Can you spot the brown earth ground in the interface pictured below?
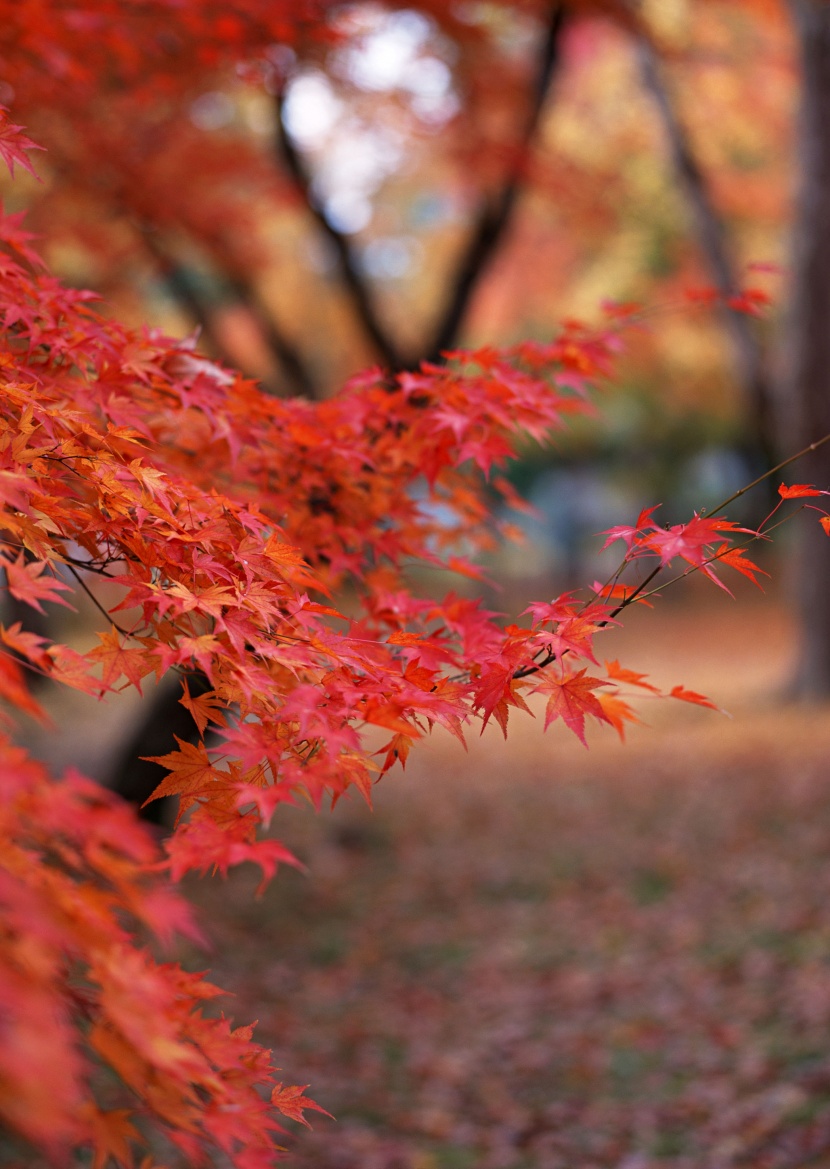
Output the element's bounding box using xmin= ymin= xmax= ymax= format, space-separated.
xmin=164 ymin=584 xmax=830 ymax=1169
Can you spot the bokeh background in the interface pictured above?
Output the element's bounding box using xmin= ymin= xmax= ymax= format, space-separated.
xmin=9 ymin=2 xmax=830 ymax=1165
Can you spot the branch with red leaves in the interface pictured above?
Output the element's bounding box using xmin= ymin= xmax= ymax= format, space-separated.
xmin=0 ymin=98 xmax=828 ymax=1169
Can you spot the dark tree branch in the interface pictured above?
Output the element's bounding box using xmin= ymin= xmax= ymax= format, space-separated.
xmin=273 ymin=5 xmax=565 ymax=372
xmin=140 ymin=227 xmax=320 ymax=399
xmin=424 ymin=4 xmax=567 ymax=363
xmin=275 ymin=93 xmax=407 ymax=371
xmin=634 ymin=33 xmax=777 ymax=468
xmin=140 ymin=228 xmax=227 ymax=356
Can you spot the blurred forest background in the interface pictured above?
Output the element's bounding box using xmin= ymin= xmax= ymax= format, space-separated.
xmin=12 ymin=3 xmax=830 ymax=1165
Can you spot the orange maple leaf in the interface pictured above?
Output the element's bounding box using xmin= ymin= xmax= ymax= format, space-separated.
xmin=79 ymin=1103 xmax=139 ymax=1169
xmin=669 ymin=684 xmax=722 ymax=712
xmin=0 ymin=621 xmax=51 ymax=672
xmin=4 ymin=553 xmax=73 ymax=614
xmin=178 ymin=679 xmax=227 ymax=736
xmin=142 ymin=737 xmax=223 ymax=812
xmin=598 ymin=692 xmax=641 ymax=741
xmin=604 ymin=659 xmax=660 ymax=693
xmin=0 ymin=652 xmax=48 ymax=722
xmin=712 ymin=545 xmax=768 ymax=590
xmin=47 ymin=644 xmax=100 ymax=695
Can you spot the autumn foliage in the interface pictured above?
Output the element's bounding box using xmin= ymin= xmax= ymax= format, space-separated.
xmin=0 ymin=7 xmax=824 ymax=1168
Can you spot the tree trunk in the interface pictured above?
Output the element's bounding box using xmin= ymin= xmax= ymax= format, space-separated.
xmin=635 ymin=35 xmax=776 ymax=478
xmin=785 ymin=2 xmax=830 ymax=695
xmin=104 ymin=674 xmax=213 ymax=825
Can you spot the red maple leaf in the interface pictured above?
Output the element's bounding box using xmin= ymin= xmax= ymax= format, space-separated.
xmin=270 ymin=1083 xmax=333 ymax=1127
xmin=0 ymin=108 xmax=44 ymax=180
xmin=4 ymin=554 xmax=73 ymax=614
xmin=600 ymin=506 xmax=660 ymax=552
xmin=643 ymin=515 xmax=755 ymax=589
xmin=89 ymin=628 xmax=154 ymax=693
xmin=534 ymin=668 xmax=610 ymax=745
xmin=779 ymin=483 xmax=828 ymax=499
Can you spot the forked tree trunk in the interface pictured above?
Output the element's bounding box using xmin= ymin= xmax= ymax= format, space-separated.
xmin=785 ymin=2 xmax=830 ymax=696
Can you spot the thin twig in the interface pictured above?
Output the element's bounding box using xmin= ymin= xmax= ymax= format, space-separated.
xmin=710 ymin=431 xmax=830 ymax=517
xmin=64 ymin=562 xmax=132 ymax=638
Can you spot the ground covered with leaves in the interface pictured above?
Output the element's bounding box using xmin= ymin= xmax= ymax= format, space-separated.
xmin=172 ymin=591 xmax=830 ymax=1168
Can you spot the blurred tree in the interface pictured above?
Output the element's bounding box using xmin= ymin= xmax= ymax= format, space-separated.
xmin=784 ymin=2 xmax=830 ymax=695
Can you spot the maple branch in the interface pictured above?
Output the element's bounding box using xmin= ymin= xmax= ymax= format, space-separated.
xmin=605 ymin=438 xmax=821 ymax=620
xmin=606 ymin=563 xmax=664 ymax=620
xmin=62 ymin=555 xmax=123 ymax=577
xmin=424 ymin=4 xmax=567 ymax=363
xmin=274 ymin=91 xmax=406 ymax=371
xmin=514 ymin=432 xmax=830 ymax=682
xmin=633 ymin=512 xmax=795 ymax=603
xmin=138 ymin=228 xmax=230 ymax=355
xmin=598 ymin=433 xmax=830 ymax=619
xmin=633 ymin=32 xmax=777 ymax=467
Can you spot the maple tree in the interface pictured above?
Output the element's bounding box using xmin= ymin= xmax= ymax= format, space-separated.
xmin=0 ymin=98 xmax=826 ymax=1167
xmin=0 ymin=4 xmax=828 ymax=1167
